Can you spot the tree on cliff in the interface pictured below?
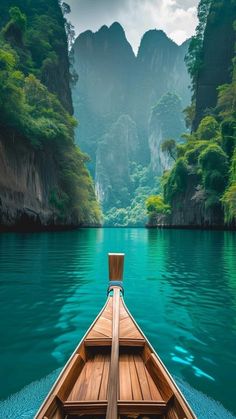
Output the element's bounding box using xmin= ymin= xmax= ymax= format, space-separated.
xmin=0 ymin=2 xmax=101 ymax=226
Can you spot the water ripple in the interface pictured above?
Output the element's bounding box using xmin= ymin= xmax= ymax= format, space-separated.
xmin=0 ymin=228 xmax=236 ymax=414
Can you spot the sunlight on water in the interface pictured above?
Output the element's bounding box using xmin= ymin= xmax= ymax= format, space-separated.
xmin=0 ymin=228 xmax=236 ymax=416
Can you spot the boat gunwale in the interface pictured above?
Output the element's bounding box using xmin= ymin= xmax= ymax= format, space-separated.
xmin=121 ymin=297 xmax=197 ymax=419
xmin=35 ymin=290 xmax=196 ymax=419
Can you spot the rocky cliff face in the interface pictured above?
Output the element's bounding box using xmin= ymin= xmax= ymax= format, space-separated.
xmin=72 ymin=24 xmax=190 ymax=222
xmin=148 ymin=92 xmax=185 ymax=175
xmin=193 ymin=1 xmax=236 ymax=129
xmin=72 ymin=23 xmax=136 ymax=173
xmin=153 ymin=175 xmax=225 ymax=229
xmin=0 ymin=132 xmax=63 ymax=230
xmin=95 ymin=115 xmax=139 ymax=210
xmin=151 ymin=1 xmax=236 ymax=230
xmin=133 ymin=31 xmax=190 ymax=154
xmin=0 ymin=0 xmax=99 ymax=230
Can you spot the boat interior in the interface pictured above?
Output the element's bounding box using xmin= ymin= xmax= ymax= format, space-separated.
xmin=39 ymin=296 xmax=194 ymax=419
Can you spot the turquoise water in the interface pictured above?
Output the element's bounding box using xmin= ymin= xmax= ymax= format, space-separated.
xmin=0 ymin=228 xmax=236 ymax=417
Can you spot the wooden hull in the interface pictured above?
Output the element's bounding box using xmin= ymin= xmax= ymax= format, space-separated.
xmin=35 ymin=291 xmax=196 ymax=418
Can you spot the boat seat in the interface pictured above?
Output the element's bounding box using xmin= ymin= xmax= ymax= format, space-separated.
xmin=84 ymin=337 xmax=145 ymax=347
xmin=63 ymin=400 xmax=167 ymax=416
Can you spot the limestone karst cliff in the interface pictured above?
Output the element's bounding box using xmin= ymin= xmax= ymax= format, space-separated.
xmin=147 ymin=0 xmax=236 ymax=229
xmin=0 ymin=0 xmax=100 ymax=230
xmin=72 ymin=23 xmax=191 ymax=225
xmin=193 ymin=0 xmax=236 ymax=129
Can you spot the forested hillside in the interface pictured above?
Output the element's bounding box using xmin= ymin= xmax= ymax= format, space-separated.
xmin=71 ymin=24 xmax=190 ymax=226
xmin=0 ymin=0 xmax=100 ymax=230
xmin=147 ymin=0 xmax=236 ymax=229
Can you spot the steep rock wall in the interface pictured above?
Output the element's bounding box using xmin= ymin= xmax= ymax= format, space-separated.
xmin=95 ymin=115 xmax=139 ymax=209
xmin=193 ymin=1 xmax=236 ymax=129
xmin=72 ymin=24 xmax=191 ymax=216
xmin=152 ymin=175 xmax=225 ymax=229
xmin=0 ymin=133 xmax=76 ymax=230
xmin=0 ymin=0 xmax=93 ymax=230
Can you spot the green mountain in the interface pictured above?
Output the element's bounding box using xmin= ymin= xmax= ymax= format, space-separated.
xmin=147 ymin=0 xmax=236 ymax=229
xmin=71 ymin=24 xmax=190 ymax=226
xmin=0 ymin=0 xmax=100 ymax=230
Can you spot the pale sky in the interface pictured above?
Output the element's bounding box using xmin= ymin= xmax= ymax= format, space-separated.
xmin=66 ymin=0 xmax=199 ymax=53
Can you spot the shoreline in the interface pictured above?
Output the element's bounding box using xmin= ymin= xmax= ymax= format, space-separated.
xmin=1 ymin=223 xmax=236 ymax=233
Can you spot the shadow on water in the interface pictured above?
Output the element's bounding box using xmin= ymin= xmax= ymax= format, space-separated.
xmin=0 ymin=228 xmax=236 ymax=416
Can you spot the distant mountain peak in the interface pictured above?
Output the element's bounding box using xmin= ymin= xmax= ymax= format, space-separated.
xmin=137 ymin=29 xmax=178 ymax=60
xmin=109 ymin=22 xmax=125 ymax=34
xmin=139 ymin=29 xmax=177 ymax=48
xmin=99 ymin=24 xmax=109 ymax=32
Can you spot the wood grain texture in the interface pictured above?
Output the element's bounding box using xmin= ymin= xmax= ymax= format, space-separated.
xmin=106 ymin=288 xmax=120 ymax=419
xmin=129 ymin=354 xmax=142 ymax=400
xmin=99 ymin=354 xmax=110 ymax=400
xmin=109 ymin=253 xmax=124 ymax=280
xmin=134 ymin=354 xmax=152 ymax=400
xmin=119 ymin=353 xmax=132 ymax=400
xmin=85 ymin=354 xmax=104 ymax=400
xmin=35 ymin=261 xmax=196 ymax=419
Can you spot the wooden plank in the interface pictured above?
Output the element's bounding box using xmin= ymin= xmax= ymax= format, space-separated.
xmin=119 ymin=301 xmax=129 ymax=320
xmin=118 ymin=400 xmax=167 ymax=415
xmin=68 ymin=365 xmax=85 ymax=401
xmin=145 ymin=353 xmax=173 ymax=401
xmin=85 ymin=354 xmax=105 ymax=400
xmin=77 ymin=342 xmax=86 ymax=362
xmin=64 ymin=400 xmax=107 ymax=415
xmin=120 ymin=317 xmax=143 ymax=339
xmin=93 ymin=321 xmax=112 ymax=338
xmin=120 ymin=338 xmax=145 ymax=346
xmin=36 ymin=395 xmax=59 ymax=419
xmin=146 ymin=368 xmax=163 ymax=401
xmin=109 ymin=253 xmax=124 ymax=280
xmin=142 ymin=342 xmax=152 ymax=363
xmin=102 ymin=306 xmax=113 ymax=320
xmin=144 ymin=351 xmax=195 ymax=417
xmin=85 ymin=338 xmax=112 ymax=347
xmin=68 ymin=360 xmax=92 ymax=401
xmin=120 ymin=325 xmax=138 ymax=335
xmin=76 ymin=358 xmax=95 ymax=401
xmin=99 ymin=354 xmax=110 ymax=400
xmin=120 ymin=322 xmax=137 ymax=336
xmin=87 ymin=329 xmax=108 ymax=339
xmin=106 ymin=287 xmax=120 ymax=419
xmin=166 ymin=405 xmax=181 ymax=419
xmin=129 ymin=355 xmax=142 ymax=400
xmin=98 ymin=316 xmax=112 ymax=329
xmin=85 ymin=338 xmax=145 ymax=347
xmin=119 ymin=353 xmax=132 ymax=400
xmin=56 ymin=354 xmax=84 ymax=400
xmin=134 ymin=354 xmax=152 ymax=400
xmin=63 ymin=399 xmax=167 ymax=416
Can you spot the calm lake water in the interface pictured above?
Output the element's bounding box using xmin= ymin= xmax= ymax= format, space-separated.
xmin=0 ymin=228 xmax=236 ymax=416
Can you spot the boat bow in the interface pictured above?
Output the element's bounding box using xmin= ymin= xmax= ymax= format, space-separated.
xmin=35 ymin=253 xmax=196 ymax=419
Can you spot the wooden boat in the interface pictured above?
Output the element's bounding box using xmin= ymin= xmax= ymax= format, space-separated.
xmin=35 ymin=253 xmax=196 ymax=419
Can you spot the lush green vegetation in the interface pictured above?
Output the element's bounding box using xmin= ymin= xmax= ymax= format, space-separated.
xmin=105 ymin=163 xmax=159 ymax=226
xmin=151 ymin=93 xmax=185 ymax=141
xmin=0 ymin=1 xmax=100 ymax=224
xmin=147 ymin=3 xmax=236 ymax=226
xmin=146 ymin=195 xmax=170 ymax=225
xmin=147 ymin=57 xmax=236 ymax=224
xmin=185 ymin=0 xmax=211 ymax=92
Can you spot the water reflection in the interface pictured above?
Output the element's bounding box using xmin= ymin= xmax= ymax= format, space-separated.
xmin=0 ymin=228 xmax=236 ymax=415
